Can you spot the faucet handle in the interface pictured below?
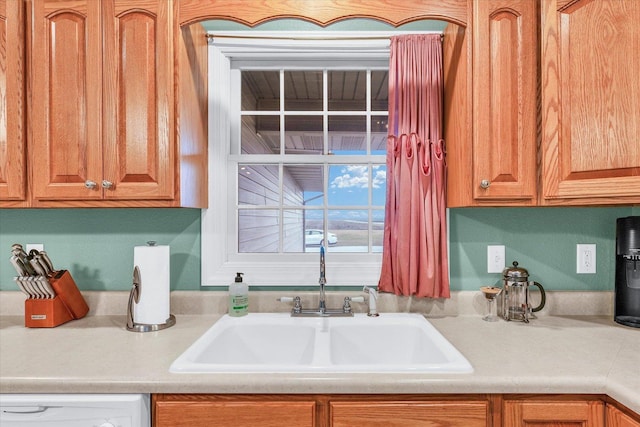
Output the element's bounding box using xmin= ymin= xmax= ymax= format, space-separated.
xmin=277 ymin=296 xmax=303 ymax=314
xmin=342 ymin=296 xmax=365 ymax=313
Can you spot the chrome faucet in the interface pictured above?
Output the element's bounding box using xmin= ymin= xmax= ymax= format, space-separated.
xmin=277 ymin=245 xmax=353 ymax=317
xmin=319 ymin=246 xmax=327 ymax=313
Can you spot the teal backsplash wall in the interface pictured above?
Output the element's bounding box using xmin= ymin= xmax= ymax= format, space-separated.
xmin=449 ymin=206 xmax=635 ymax=291
xmin=1 ymin=209 xmax=201 ymax=291
xmin=1 ymin=206 xmax=636 ymax=292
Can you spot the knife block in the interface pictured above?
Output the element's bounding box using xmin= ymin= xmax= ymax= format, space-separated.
xmin=24 ymin=270 xmax=89 ymax=328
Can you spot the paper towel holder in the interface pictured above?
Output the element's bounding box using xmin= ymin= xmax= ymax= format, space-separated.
xmin=126 ymin=265 xmax=176 ymax=332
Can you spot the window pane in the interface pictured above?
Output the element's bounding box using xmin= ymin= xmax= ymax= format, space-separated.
xmin=371 ymin=70 xmax=388 ymax=111
xmin=372 ymin=164 xmax=386 ymax=206
xmin=372 ymin=209 xmax=385 ymax=253
xmin=241 ymin=115 xmax=280 ymax=154
xmin=371 ymin=115 xmax=388 ymax=155
xmin=329 ymin=165 xmax=369 ymax=206
xmin=238 ymin=209 xmax=279 ymax=253
xmin=282 ymin=210 xmax=328 ymax=253
xmin=284 ymin=71 xmax=322 ymax=111
xmin=238 ymin=164 xmax=279 ymax=206
xmin=284 ymin=115 xmax=323 ymax=154
xmin=328 ymin=116 xmax=366 ymax=155
xmin=304 ymin=210 xmax=326 ymax=252
xmin=328 ymin=209 xmax=368 ymax=253
xmin=283 ymin=209 xmax=305 ymax=252
xmin=242 ymin=71 xmax=280 ymax=111
xmin=283 ymin=165 xmax=323 ymax=206
xmin=329 ymin=70 xmax=366 ymax=111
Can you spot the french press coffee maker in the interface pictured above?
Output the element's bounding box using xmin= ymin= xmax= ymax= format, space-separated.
xmin=500 ymin=261 xmax=546 ymax=323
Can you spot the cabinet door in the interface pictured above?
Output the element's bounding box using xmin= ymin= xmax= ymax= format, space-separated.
xmin=472 ymin=0 xmax=537 ymax=205
xmin=30 ymin=0 xmax=103 ymax=200
xmin=154 ymin=397 xmax=315 ymax=427
xmin=607 ymin=404 xmax=640 ymax=427
xmin=102 ymin=0 xmax=174 ymax=200
xmin=330 ymin=400 xmax=488 ymax=427
xmin=0 ymin=0 xmax=26 ymax=204
xmin=503 ymin=399 xmax=604 ymax=427
xmin=541 ymin=0 xmax=640 ymax=205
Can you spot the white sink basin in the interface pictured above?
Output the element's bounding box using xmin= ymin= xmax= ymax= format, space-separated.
xmin=170 ymin=313 xmax=472 ymax=374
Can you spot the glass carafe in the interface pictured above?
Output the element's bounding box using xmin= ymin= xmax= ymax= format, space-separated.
xmin=501 ymin=261 xmax=546 ymax=323
xmin=506 ymin=282 xmax=528 ymax=322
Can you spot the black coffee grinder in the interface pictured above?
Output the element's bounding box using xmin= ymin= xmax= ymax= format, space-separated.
xmin=615 ymin=216 xmax=640 ymax=328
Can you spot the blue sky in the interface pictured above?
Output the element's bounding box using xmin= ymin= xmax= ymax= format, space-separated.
xmin=304 ymin=164 xmax=386 ymax=223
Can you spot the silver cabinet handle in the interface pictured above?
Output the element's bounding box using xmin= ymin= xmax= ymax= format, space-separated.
xmin=84 ymin=180 xmax=97 ymax=189
xmin=480 ymin=179 xmax=491 ymax=189
xmin=102 ymin=180 xmax=114 ymax=189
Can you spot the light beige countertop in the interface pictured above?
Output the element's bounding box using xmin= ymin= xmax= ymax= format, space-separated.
xmin=0 ymin=291 xmax=638 ymax=414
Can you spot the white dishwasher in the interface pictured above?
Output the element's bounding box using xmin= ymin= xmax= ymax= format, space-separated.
xmin=0 ymin=394 xmax=150 ymax=427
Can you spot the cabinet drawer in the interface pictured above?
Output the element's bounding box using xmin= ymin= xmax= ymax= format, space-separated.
xmin=330 ymin=400 xmax=489 ymax=427
xmin=154 ymin=397 xmax=315 ymax=427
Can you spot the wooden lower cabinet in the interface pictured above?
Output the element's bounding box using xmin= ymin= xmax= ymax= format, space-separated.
xmin=330 ymin=399 xmax=489 ymax=427
xmin=607 ymin=404 xmax=640 ymax=427
xmin=153 ymin=394 xmax=640 ymax=427
xmin=153 ymin=394 xmax=492 ymax=427
xmin=503 ymin=396 xmax=605 ymax=427
xmin=153 ymin=394 xmax=316 ymax=427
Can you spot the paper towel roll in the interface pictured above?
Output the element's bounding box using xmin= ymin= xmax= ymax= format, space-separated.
xmin=133 ymin=243 xmax=170 ymax=325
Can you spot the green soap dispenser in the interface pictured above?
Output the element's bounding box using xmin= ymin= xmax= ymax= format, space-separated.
xmin=229 ymin=272 xmax=249 ymax=317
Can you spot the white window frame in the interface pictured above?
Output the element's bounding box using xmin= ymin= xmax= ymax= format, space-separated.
xmin=202 ymin=33 xmax=401 ymax=287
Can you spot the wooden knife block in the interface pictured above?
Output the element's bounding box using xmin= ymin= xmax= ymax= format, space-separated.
xmin=24 ymin=270 xmax=89 ymax=328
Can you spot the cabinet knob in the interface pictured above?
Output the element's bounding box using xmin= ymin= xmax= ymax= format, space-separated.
xmin=102 ymin=180 xmax=114 ymax=189
xmin=84 ymin=180 xmax=97 ymax=189
xmin=480 ymin=179 xmax=491 ymax=189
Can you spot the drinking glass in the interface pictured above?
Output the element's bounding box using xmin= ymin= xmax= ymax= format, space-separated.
xmin=480 ymin=286 xmax=501 ymax=322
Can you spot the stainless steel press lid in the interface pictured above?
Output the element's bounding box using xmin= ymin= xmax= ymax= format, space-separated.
xmin=503 ymin=261 xmax=529 ymax=281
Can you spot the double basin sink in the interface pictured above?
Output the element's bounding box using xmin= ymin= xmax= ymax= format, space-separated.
xmin=170 ymin=313 xmax=472 ymax=374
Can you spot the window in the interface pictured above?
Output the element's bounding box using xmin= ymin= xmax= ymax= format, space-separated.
xmin=202 ymin=34 xmax=392 ymax=287
xmin=236 ymin=68 xmax=387 ymax=254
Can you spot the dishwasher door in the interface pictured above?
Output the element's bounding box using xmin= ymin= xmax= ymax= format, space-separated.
xmin=0 ymin=394 xmax=150 ymax=427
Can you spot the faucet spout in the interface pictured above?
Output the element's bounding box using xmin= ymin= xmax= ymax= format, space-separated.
xmin=319 ymin=246 xmax=326 ymax=312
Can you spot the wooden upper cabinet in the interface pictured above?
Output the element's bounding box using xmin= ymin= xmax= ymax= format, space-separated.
xmin=503 ymin=398 xmax=605 ymax=427
xmin=101 ymin=0 xmax=174 ymax=201
xmin=177 ymin=0 xmax=468 ymax=27
xmin=541 ymin=0 xmax=640 ymax=205
xmin=30 ymin=0 xmax=103 ymax=201
xmin=471 ymin=0 xmax=538 ymax=205
xmin=30 ymin=0 xmax=173 ymax=203
xmin=0 ymin=0 xmax=27 ymax=205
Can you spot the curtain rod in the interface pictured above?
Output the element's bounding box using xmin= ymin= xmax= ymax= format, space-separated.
xmin=206 ymin=33 xmax=443 ymax=41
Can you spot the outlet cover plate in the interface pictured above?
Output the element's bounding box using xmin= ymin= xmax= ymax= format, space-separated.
xmin=577 ymin=244 xmax=596 ymax=274
xmin=487 ymin=245 xmax=506 ymax=273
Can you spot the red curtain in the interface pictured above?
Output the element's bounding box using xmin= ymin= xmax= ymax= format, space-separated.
xmin=378 ymin=34 xmax=450 ymax=298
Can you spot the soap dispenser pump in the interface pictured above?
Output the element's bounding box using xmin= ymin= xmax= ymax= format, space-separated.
xmin=229 ymin=272 xmax=249 ymax=317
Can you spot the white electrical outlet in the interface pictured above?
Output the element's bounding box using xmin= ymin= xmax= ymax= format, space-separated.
xmin=577 ymin=244 xmax=596 ymax=274
xmin=487 ymin=245 xmax=506 ymax=273
xmin=26 ymin=243 xmax=44 ymax=253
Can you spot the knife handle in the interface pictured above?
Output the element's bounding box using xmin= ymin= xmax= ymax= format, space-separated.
xmin=29 ymin=258 xmax=47 ymax=276
xmin=10 ymin=256 xmax=26 ymax=276
xmin=39 ymin=251 xmax=55 ymax=273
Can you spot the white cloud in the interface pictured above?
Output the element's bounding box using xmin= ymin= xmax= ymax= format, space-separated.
xmin=372 ymin=169 xmax=386 ymax=189
xmin=330 ymin=165 xmax=370 ymax=189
